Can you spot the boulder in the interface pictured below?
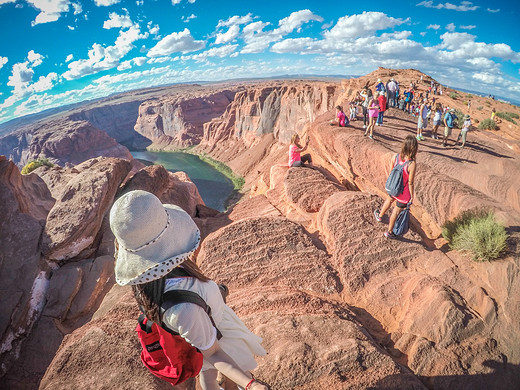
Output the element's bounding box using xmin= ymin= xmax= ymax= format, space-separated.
xmin=0 ymin=156 xmax=49 ymax=377
xmin=42 ymin=157 xmax=132 ymax=261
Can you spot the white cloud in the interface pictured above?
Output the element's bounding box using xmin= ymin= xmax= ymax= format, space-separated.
xmin=460 ymin=25 xmax=476 ymax=30
xmin=172 ymin=0 xmax=195 ymax=4
xmin=72 ymin=2 xmax=81 ymax=14
xmin=446 ymin=23 xmax=456 ymax=31
xmin=0 ymin=56 xmax=7 ymax=69
xmin=427 ymin=24 xmax=441 ymax=29
xmin=487 ymin=8 xmax=500 ymax=13
xmin=103 ymin=12 xmax=133 ymax=29
xmin=65 ymin=54 xmax=73 ymax=62
xmin=182 ymin=14 xmax=196 ymax=23
xmin=179 ymin=44 xmax=238 ymax=62
xmin=215 ymin=25 xmax=240 ymax=44
xmin=147 ymin=28 xmax=205 ymax=57
xmin=417 ymin=1 xmax=479 ymax=11
xmin=324 ymin=12 xmax=407 ymax=40
xmin=32 ymin=72 xmax=58 ymax=92
xmin=217 ymin=13 xmax=253 ymax=28
xmin=439 ymin=32 xmax=520 ymax=62
xmin=28 ymin=0 xmax=71 ymax=26
xmin=420 ymin=32 xmax=427 ymax=36
xmin=148 ymin=22 xmax=160 ymax=36
xmin=63 ymin=25 xmax=148 ymax=80
xmin=93 ymin=0 xmax=120 ymax=6
xmin=242 ymin=10 xmax=323 ymax=54
xmin=117 ymin=56 xmax=147 ymax=70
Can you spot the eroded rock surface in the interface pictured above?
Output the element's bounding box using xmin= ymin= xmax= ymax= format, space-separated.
xmin=42 ymin=157 xmax=132 ymax=261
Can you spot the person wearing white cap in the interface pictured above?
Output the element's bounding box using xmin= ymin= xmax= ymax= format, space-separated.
xmin=457 ymin=114 xmax=472 ymax=148
xmin=110 ymin=190 xmax=268 ymax=390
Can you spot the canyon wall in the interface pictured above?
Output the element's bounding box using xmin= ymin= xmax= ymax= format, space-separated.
xmin=0 ymin=119 xmax=132 ymax=168
xmin=134 ymin=88 xmax=238 ymax=148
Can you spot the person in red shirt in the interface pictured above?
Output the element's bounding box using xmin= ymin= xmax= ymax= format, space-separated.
xmin=376 ymin=91 xmax=387 ymax=126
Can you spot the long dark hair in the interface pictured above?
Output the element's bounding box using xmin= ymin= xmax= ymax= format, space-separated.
xmin=132 ymin=258 xmax=210 ymax=323
xmin=400 ymin=135 xmax=418 ymax=161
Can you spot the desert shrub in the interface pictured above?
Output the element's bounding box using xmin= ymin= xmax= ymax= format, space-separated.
xmin=449 ymin=92 xmax=458 ymax=99
xmin=21 ymin=158 xmax=53 ymax=175
xmin=466 ymin=94 xmax=474 ymax=98
xmin=476 ymin=106 xmax=483 ymax=111
xmin=478 ymin=119 xmax=498 ymax=130
xmin=453 ymin=108 xmax=465 ymax=128
xmin=495 ymin=111 xmax=518 ymax=124
xmin=442 ymin=209 xmax=507 ymax=262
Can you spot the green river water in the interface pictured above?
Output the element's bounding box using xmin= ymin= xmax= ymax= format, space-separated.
xmin=131 ymin=150 xmax=234 ymax=212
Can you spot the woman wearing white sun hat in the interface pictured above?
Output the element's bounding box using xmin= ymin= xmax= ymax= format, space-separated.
xmin=110 ymin=190 xmax=268 ymax=390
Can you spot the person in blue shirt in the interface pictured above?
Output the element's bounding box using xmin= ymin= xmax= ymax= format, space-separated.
xmin=442 ymin=108 xmax=457 ymax=147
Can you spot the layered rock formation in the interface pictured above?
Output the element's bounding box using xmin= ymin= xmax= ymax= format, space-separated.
xmin=0 ymin=119 xmax=132 ymax=168
xmin=134 ymin=88 xmax=238 ymax=147
xmin=2 ymin=70 xmax=520 ymax=389
xmin=0 ymin=155 xmax=206 ymax=389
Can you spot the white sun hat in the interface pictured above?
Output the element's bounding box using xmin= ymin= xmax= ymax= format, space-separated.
xmin=110 ymin=190 xmax=201 ymax=286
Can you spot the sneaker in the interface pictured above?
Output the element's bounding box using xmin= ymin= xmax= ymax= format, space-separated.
xmin=374 ymin=210 xmax=382 ymax=222
xmin=368 ymin=135 xmax=374 ymax=140
xmin=416 ymin=135 xmax=421 ymax=140
xmin=363 ymin=125 xmax=367 ymax=129
xmin=384 ymin=231 xmax=397 ymax=239
xmin=419 ymin=135 xmax=425 ymax=140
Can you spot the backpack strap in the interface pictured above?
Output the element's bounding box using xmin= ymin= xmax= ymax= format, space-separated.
xmin=161 ymin=290 xmax=223 ymax=340
xmin=138 ymin=313 xmax=154 ymax=333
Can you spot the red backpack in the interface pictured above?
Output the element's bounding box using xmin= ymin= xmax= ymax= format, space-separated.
xmin=136 ymin=289 xmax=222 ymax=385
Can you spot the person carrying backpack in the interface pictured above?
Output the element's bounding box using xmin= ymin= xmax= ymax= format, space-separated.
xmin=373 ymin=135 xmax=418 ymax=238
xmin=110 ymin=190 xmax=268 ymax=390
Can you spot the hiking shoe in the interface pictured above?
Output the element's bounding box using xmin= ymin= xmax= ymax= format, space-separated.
xmin=416 ymin=135 xmax=421 ymax=140
xmin=384 ymin=231 xmax=397 ymax=239
xmin=374 ymin=210 xmax=382 ymax=222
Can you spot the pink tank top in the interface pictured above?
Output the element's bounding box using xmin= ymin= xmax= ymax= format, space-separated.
xmin=288 ymin=144 xmax=300 ymax=167
xmin=393 ymin=155 xmax=412 ymax=203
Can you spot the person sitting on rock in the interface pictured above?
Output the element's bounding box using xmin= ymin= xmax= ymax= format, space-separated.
xmin=110 ymin=190 xmax=269 ymax=390
xmin=288 ymin=133 xmax=312 ymax=167
xmin=374 ymin=135 xmax=418 ymax=239
xmin=331 ymin=105 xmax=348 ymax=127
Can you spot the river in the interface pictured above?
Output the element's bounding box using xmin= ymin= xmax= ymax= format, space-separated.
xmin=131 ymin=150 xmax=234 ymax=212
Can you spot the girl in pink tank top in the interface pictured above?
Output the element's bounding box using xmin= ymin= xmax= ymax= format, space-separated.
xmin=373 ymin=135 xmax=418 ymax=238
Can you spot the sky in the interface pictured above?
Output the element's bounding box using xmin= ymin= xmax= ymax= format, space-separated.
xmin=0 ymin=0 xmax=519 ymax=124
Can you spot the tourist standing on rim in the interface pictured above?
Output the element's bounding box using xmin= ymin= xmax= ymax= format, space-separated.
xmin=386 ymin=78 xmax=398 ymax=107
xmin=457 ymin=114 xmax=472 ymax=148
xmin=416 ymin=98 xmax=428 ymax=141
xmin=365 ymin=91 xmax=379 ymax=140
xmin=288 ymin=133 xmax=312 ymax=167
xmin=442 ymin=108 xmax=457 ymax=147
xmin=360 ymin=87 xmax=372 ymax=129
xmin=431 ymin=102 xmax=443 ymax=139
xmin=110 ymin=190 xmax=268 ymax=390
xmin=374 ymin=135 xmax=418 ymax=239
xmin=377 ymin=91 xmax=387 ymax=126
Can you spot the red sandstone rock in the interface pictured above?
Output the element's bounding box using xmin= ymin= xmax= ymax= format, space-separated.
xmin=42 ymin=157 xmax=132 ymax=261
xmin=0 ymin=156 xmax=50 ymax=379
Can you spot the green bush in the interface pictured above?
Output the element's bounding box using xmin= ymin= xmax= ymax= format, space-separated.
xmin=449 ymin=92 xmax=458 ymax=100
xmin=21 ymin=158 xmax=53 ymax=175
xmin=442 ymin=209 xmax=507 ymax=261
xmin=478 ymin=119 xmax=498 ymax=130
xmin=453 ymin=108 xmax=465 ymax=128
xmin=495 ymin=112 xmax=518 ymax=124
xmin=476 ymin=106 xmax=483 ymax=111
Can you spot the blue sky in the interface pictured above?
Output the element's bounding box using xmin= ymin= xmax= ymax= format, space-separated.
xmin=0 ymin=0 xmax=519 ymax=124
